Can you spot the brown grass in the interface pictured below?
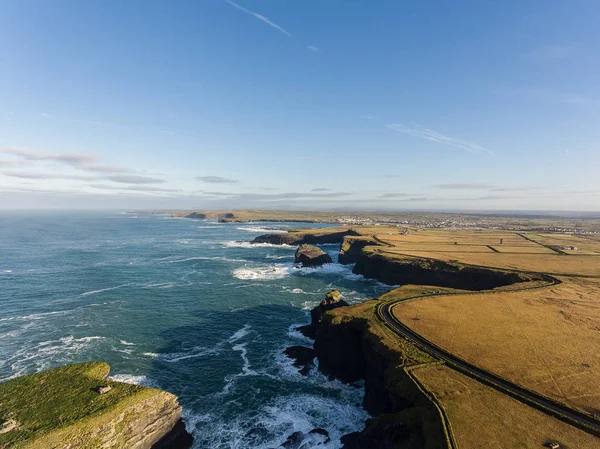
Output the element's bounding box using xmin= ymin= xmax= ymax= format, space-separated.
xmin=413 ymin=364 xmax=600 ymax=449
xmin=392 ymin=277 xmax=600 ymax=415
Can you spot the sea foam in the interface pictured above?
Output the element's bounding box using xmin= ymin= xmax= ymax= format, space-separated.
xmin=233 ymin=265 xmax=290 ymax=280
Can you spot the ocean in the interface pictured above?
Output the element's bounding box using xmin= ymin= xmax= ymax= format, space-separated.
xmin=0 ymin=211 xmax=390 ymax=448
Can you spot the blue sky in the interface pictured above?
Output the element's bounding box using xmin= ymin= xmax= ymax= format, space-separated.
xmin=1 ymin=0 xmax=599 ymax=211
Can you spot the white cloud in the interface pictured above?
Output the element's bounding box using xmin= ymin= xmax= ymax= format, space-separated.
xmin=386 ymin=124 xmax=495 ymax=156
xmin=306 ymin=45 xmax=321 ymax=52
xmin=224 ymin=0 xmax=291 ymax=36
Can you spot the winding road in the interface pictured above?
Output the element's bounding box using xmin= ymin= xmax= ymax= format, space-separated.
xmin=376 ymin=293 xmax=600 ymax=438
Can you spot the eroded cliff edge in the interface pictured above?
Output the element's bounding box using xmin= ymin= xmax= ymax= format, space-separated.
xmin=311 ymin=298 xmax=450 ymax=449
xmin=268 ymin=227 xmax=543 ymax=448
xmin=0 ymin=362 xmax=192 ymax=449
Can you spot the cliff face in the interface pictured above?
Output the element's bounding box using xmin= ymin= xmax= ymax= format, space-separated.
xmin=184 ymin=212 xmax=206 ymax=220
xmin=0 ymin=362 xmax=192 ymax=449
xmin=252 ymin=229 xmax=359 ymax=246
xmin=338 ymin=236 xmax=379 ymax=265
xmin=313 ymin=313 xmax=447 ymax=449
xmin=28 ymin=392 xmax=191 ymax=449
xmin=353 ymin=250 xmax=529 ymax=290
xmin=295 ymin=244 xmax=333 ymax=267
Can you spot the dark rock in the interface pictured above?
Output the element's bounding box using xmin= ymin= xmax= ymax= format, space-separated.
xmin=283 ymin=346 xmax=316 ymax=375
xmin=340 ymin=432 xmax=361 ymax=449
xmin=340 ymin=415 xmax=411 ymax=449
xmin=313 ymin=310 xmax=448 ymax=449
xmin=308 ymin=428 xmax=330 ymax=443
xmin=281 ymin=431 xmax=304 ymax=449
xmin=151 ymin=418 xmax=194 ymax=449
xmin=300 ymin=290 xmax=349 ymax=339
xmin=185 ymin=212 xmax=206 ymax=219
xmin=218 ymin=213 xmax=236 ymax=223
xmin=252 ymin=229 xmax=359 ymax=246
xmin=295 ymin=244 xmax=332 ymax=267
xmin=353 ymin=251 xmax=530 ymax=290
xmin=296 ymin=324 xmax=314 ymax=339
xmin=309 ymin=428 xmax=329 ymax=438
xmin=338 ymin=236 xmax=378 ymax=265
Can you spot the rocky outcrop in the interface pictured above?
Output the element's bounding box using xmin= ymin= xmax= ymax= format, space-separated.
xmin=297 ymin=290 xmax=349 ymax=339
xmin=353 ymin=250 xmax=531 ymax=290
xmin=218 ymin=213 xmax=236 ymax=223
xmin=312 ymin=312 xmax=447 ymax=449
xmin=0 ymin=362 xmax=192 ymax=449
xmin=338 ymin=236 xmax=379 ymax=265
xmin=283 ymin=346 xmax=316 ymax=375
xmin=280 ymin=428 xmax=330 ymax=448
xmin=252 ymin=228 xmax=359 ymax=246
xmin=184 ymin=212 xmax=206 ymax=219
xmin=295 ymin=244 xmax=332 ymax=267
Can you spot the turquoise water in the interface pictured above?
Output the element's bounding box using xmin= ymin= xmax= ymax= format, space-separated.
xmin=0 ymin=212 xmax=385 ymax=449
xmin=0 ymin=212 xmax=389 ymax=448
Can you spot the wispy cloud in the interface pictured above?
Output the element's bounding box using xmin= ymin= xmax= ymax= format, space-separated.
xmin=83 ymin=164 xmax=130 ymax=174
xmin=196 ymin=176 xmax=239 ymax=184
xmin=1 ymin=148 xmax=166 ymax=185
xmin=224 ymin=0 xmax=291 ymax=36
xmin=434 ymin=183 xmax=495 ymax=190
xmin=306 ymin=45 xmax=321 ymax=52
xmin=2 ymin=171 xmax=97 ymax=181
xmin=379 ymin=192 xmax=412 ymax=198
xmin=3 ymin=148 xmax=98 ymax=166
xmin=310 ymin=188 xmax=330 ymax=192
xmin=489 ymin=186 xmax=542 ymax=192
xmin=194 ymin=190 xmax=352 ymax=201
xmin=386 ymin=124 xmax=495 ymax=156
xmin=107 ymin=174 xmax=165 ymax=185
xmin=88 ymin=184 xmax=180 ymax=193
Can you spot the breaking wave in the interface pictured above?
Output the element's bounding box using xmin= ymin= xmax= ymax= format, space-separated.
xmin=237 ymin=227 xmax=288 ymax=234
xmin=233 ymin=265 xmax=290 ymax=280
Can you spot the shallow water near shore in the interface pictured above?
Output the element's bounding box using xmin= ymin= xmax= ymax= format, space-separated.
xmin=0 ymin=211 xmax=390 ymax=448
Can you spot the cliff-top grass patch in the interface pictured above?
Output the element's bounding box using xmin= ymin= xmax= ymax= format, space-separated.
xmin=0 ymin=362 xmax=156 ymax=448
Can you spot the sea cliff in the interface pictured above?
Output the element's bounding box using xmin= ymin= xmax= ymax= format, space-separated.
xmin=353 ymin=247 xmax=531 ymax=290
xmin=252 ymin=227 xmax=358 ymax=245
xmin=0 ymin=362 xmax=192 ymax=449
xmin=311 ymin=300 xmax=449 ymax=449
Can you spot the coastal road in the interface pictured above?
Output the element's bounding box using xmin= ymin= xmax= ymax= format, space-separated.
xmin=377 ymin=294 xmax=600 ymax=438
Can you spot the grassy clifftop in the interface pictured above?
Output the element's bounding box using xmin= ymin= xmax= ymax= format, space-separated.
xmin=0 ymin=362 xmax=187 ymax=449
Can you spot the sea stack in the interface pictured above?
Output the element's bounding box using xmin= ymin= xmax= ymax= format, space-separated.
xmin=297 ymin=289 xmax=349 ymax=338
xmin=295 ymin=244 xmax=332 ymax=267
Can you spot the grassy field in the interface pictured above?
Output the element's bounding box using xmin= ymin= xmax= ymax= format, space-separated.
xmin=139 ymin=209 xmax=600 ymax=232
xmin=316 ymin=223 xmax=600 ymax=446
xmin=392 ymin=277 xmax=600 ymax=415
xmin=0 ymin=362 xmax=177 ymax=448
xmin=366 ymin=227 xmax=600 ymax=416
xmin=413 ymin=364 xmax=600 ymax=448
xmin=326 ymin=284 xmax=600 ymax=448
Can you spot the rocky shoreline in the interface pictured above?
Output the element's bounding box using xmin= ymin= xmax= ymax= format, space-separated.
xmin=268 ymin=227 xmax=535 ymax=448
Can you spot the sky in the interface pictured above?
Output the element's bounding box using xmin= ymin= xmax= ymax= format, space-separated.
xmin=1 ymin=0 xmax=599 ymax=211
